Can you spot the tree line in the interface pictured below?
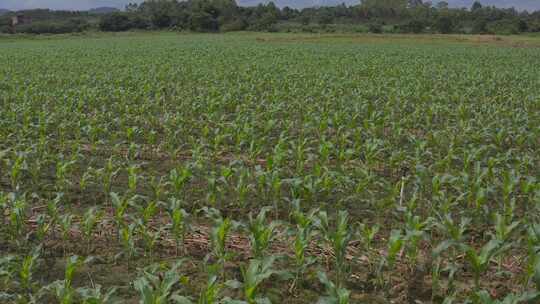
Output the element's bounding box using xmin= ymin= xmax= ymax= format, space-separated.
xmin=2 ymin=0 xmax=540 ymax=35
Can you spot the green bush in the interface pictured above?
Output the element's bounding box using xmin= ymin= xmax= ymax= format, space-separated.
xmin=221 ymin=18 xmax=247 ymax=32
xmin=190 ymin=12 xmax=219 ymax=32
xmin=472 ymin=18 xmax=488 ymax=34
xmin=99 ymin=13 xmax=136 ymax=32
xmin=528 ymin=20 xmax=540 ymax=32
xmin=435 ymin=16 xmax=455 ymax=34
xmin=487 ymin=19 xmax=520 ymax=35
xmin=368 ymin=22 xmax=383 ymax=33
xmin=398 ymin=19 xmax=426 ymax=33
xmin=17 ymin=19 xmax=89 ymax=34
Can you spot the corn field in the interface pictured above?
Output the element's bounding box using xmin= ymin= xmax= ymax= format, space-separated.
xmin=0 ymin=33 xmax=539 ymax=304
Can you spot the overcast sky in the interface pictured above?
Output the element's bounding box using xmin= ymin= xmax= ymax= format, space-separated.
xmin=1 ymin=0 xmax=539 ymax=11
xmin=0 ymin=0 xmax=139 ymax=10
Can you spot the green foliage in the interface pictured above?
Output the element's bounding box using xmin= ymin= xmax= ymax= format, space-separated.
xmin=0 ymin=32 xmax=539 ymax=303
xmin=229 ymin=256 xmax=280 ymax=304
xmin=171 ymin=275 xmax=223 ymax=304
xmin=204 ymin=208 xmax=239 ymax=280
xmin=6 ymin=0 xmax=539 ymax=35
xmin=99 ymin=12 xmax=147 ymax=32
xmin=246 ymin=207 xmax=279 ymax=259
xmin=133 ymin=261 xmax=189 ymax=304
xmin=435 ymin=15 xmax=455 ymax=34
xmin=168 ymin=198 xmax=191 ymax=256
xmin=463 ymin=239 xmax=504 ymax=290
xmin=45 ymin=256 xmax=93 ymax=304
xmin=317 ymin=211 xmax=352 ymax=289
xmin=16 ymin=19 xmax=89 ymax=34
xmin=316 ymin=271 xmax=350 ymax=304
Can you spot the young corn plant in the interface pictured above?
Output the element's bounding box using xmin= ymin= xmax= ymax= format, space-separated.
xmin=526 ymin=223 xmax=540 ymax=287
xmin=289 ymin=207 xmax=319 ymax=291
xmin=117 ymin=223 xmax=137 ymax=269
xmin=1 ymin=246 xmax=43 ymax=302
xmin=110 ymin=192 xmax=131 ymax=240
xmin=97 ymin=158 xmax=119 ymax=203
xmin=168 ymin=167 xmax=192 ymax=200
xmin=59 ymin=213 xmax=75 ymax=256
xmin=491 ymin=212 xmax=520 ymax=244
xmin=134 ymin=198 xmax=159 ymax=228
xmin=205 ymin=172 xmax=219 ymax=207
xmin=357 ymin=223 xmax=379 ymax=253
xmin=28 ymin=157 xmax=45 ymax=192
xmin=490 ymin=212 xmax=520 ymax=272
xmin=9 ymin=152 xmax=27 ymax=190
xmin=316 ymin=210 xmax=352 ymax=289
xmin=316 ymin=271 xmax=350 ymax=304
xmin=43 ymin=194 xmax=62 ymax=241
xmin=377 ymin=230 xmax=404 ymax=289
xmin=356 ymin=222 xmax=380 ymax=280
xmin=246 ymin=207 xmax=280 ymax=259
xmin=234 ymin=168 xmax=252 ymax=208
xmin=133 ymin=200 xmax=161 ymax=259
xmin=128 ymin=165 xmax=142 ymax=194
xmin=228 ymin=256 xmax=280 ymax=304
xmin=55 ymin=157 xmax=76 ymax=193
xmin=0 ymin=191 xmax=7 ymax=228
xmin=433 ymin=212 xmax=471 ymax=285
xmin=469 ymin=290 xmax=539 ymax=304
xmin=149 ymin=176 xmax=167 ymax=206
xmin=171 ymin=275 xmax=223 ymax=304
xmin=433 ymin=214 xmax=470 ymax=255
xmin=167 ymin=198 xmax=191 ymax=256
xmin=79 ymin=167 xmax=94 ymax=193
xmin=403 ymin=212 xmax=429 ymax=266
xmin=8 ymin=194 xmax=28 ymax=245
xmin=45 ymin=255 xmax=92 ymax=304
xmin=78 ymin=285 xmax=119 ymax=304
xmin=133 ymin=260 xmax=189 ymax=304
xmin=0 ymin=255 xmax=16 ymax=300
xmin=82 ymin=207 xmax=103 ymax=254
xmin=204 ymin=208 xmax=238 ymax=281
xmin=18 ymin=246 xmax=42 ymax=295
xmin=35 ymin=213 xmax=52 ymax=243
xmin=463 ymin=239 xmax=503 ymax=290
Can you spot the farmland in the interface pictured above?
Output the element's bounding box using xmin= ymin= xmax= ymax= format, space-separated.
xmin=0 ymin=32 xmax=539 ymax=303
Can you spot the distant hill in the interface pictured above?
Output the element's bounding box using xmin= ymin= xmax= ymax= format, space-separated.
xmin=0 ymin=9 xmax=11 ymax=15
xmin=438 ymin=1 xmax=540 ymax=11
xmin=88 ymin=7 xmax=120 ymax=14
xmin=237 ymin=0 xmax=359 ymax=9
xmin=1 ymin=0 xmax=539 ymax=12
xmin=238 ymin=0 xmax=540 ymax=11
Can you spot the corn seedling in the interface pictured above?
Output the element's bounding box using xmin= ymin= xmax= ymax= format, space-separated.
xmin=78 ymin=285 xmax=119 ymax=304
xmin=290 ymin=206 xmax=318 ymax=291
xmin=316 ymin=210 xmax=352 ymax=289
xmin=167 ymin=198 xmax=191 ymax=256
xmin=59 ymin=213 xmax=75 ymax=256
xmin=246 ymin=207 xmax=279 ymax=259
xmin=202 ymin=208 xmax=237 ymax=280
xmin=45 ymin=255 xmax=92 ymax=304
xmin=463 ymin=239 xmax=503 ymax=290
xmin=82 ymin=207 xmax=103 ymax=254
xmin=228 ymin=256 xmax=280 ymax=304
xmin=316 ymin=271 xmax=350 ymax=304
xmin=171 ymin=275 xmax=223 ymax=304
xmin=133 ymin=260 xmax=189 ymax=304
xmin=118 ymin=223 xmax=137 ymax=269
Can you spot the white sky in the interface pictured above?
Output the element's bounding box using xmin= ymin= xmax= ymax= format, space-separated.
xmin=1 ymin=0 xmax=538 ymax=11
xmin=0 ymin=0 xmax=141 ymax=10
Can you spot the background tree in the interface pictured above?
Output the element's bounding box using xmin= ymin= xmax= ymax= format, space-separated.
xmin=435 ymin=15 xmax=454 ymax=33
